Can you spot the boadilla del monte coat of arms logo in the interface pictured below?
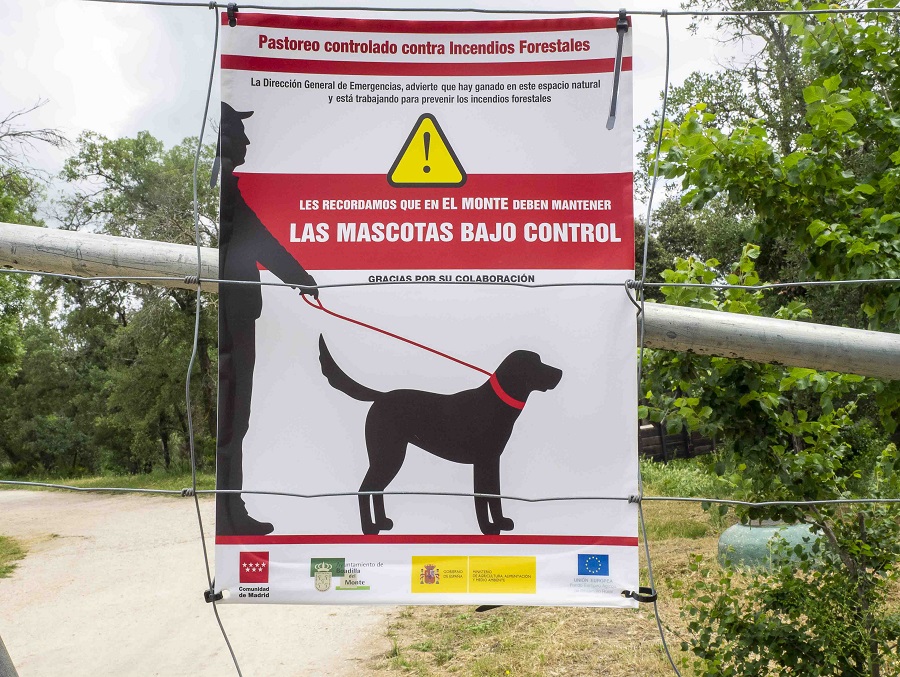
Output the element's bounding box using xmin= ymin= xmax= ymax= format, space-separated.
xmin=315 ymin=561 xmax=333 ymax=592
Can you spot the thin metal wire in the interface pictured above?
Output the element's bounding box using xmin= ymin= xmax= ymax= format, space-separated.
xmin=641 ymin=496 xmax=900 ymax=508
xmin=3 ymin=479 xmax=898 ymax=507
xmin=80 ymin=0 xmax=900 ymax=17
xmin=0 ymin=268 xmax=624 ymax=288
xmin=644 ymin=278 xmax=900 ymax=290
xmin=635 ymin=11 xmax=681 ymax=677
xmin=3 ymin=267 xmax=897 ymax=292
xmin=182 ymin=10 xmax=244 ymax=677
xmin=0 ymin=268 xmax=187 ymax=283
xmin=199 ymin=488 xmax=632 ymax=502
xmin=0 ymin=480 xmax=184 ymax=494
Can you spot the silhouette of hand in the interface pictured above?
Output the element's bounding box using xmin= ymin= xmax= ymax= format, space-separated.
xmin=299 ymin=272 xmax=319 ymax=299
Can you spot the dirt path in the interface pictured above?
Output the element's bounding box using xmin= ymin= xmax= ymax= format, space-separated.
xmin=0 ymin=490 xmax=391 ymax=676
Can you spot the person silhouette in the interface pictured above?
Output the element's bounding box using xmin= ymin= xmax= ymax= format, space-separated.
xmin=216 ymin=102 xmax=319 ymax=535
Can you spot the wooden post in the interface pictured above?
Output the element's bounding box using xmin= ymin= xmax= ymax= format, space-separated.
xmin=2 ymin=221 xmax=899 ymax=380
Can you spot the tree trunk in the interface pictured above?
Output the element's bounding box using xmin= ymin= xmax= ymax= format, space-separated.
xmin=160 ymin=416 xmax=171 ymax=471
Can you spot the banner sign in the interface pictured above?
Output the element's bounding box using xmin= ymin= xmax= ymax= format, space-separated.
xmin=215 ymin=10 xmax=637 ymax=607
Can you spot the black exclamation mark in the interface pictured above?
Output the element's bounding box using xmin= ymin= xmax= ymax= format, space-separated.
xmin=423 ymin=131 xmax=431 ymax=174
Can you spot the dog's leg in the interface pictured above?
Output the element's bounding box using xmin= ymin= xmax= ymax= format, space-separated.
xmin=473 ymin=462 xmax=502 ymax=535
xmin=479 ymin=459 xmax=515 ymax=533
xmin=357 ymin=474 xmax=378 ymax=536
xmin=360 ymin=424 xmax=407 ymax=534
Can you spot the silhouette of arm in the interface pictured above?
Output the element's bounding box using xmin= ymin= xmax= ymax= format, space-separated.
xmin=248 ymin=211 xmax=318 ymax=295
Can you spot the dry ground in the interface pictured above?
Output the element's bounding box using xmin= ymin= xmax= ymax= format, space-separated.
xmin=0 ymin=490 xmax=391 ymax=677
xmin=373 ymin=500 xmax=722 ymax=676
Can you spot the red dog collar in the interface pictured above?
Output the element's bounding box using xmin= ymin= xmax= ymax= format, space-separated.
xmin=490 ymin=373 xmax=526 ymax=410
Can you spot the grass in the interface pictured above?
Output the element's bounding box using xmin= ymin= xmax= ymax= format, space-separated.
xmin=0 ymin=469 xmax=216 ymax=495
xmin=373 ymin=459 xmax=728 ymax=676
xmin=373 ymin=458 xmax=900 ymax=675
xmin=0 ymin=535 xmax=26 ymax=578
xmin=640 ymin=457 xmax=725 ymax=498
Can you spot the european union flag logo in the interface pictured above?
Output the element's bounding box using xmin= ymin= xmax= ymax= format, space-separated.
xmin=577 ymin=554 xmax=609 ymax=576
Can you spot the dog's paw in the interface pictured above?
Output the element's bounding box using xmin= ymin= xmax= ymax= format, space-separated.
xmin=496 ymin=517 xmax=515 ymax=531
xmin=361 ymin=524 xmax=381 ymax=535
xmin=479 ymin=524 xmax=502 ymax=535
xmin=376 ymin=518 xmax=394 ymax=531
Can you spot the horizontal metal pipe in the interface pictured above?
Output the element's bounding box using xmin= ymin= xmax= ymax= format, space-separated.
xmin=643 ymin=303 xmax=900 ymax=380
xmin=2 ymin=222 xmax=898 ymax=380
xmin=0 ymin=222 xmax=218 ymax=292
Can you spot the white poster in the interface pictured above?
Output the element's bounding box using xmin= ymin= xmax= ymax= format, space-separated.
xmin=214 ymin=10 xmax=637 ymax=607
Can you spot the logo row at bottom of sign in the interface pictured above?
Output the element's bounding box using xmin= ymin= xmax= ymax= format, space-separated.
xmin=236 ymin=552 xmax=610 ymax=594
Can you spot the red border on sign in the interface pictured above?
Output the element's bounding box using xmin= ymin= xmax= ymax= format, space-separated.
xmin=222 ymin=55 xmax=631 ymax=77
xmin=217 ymin=534 xmax=639 ymax=546
xmin=222 ymin=13 xmax=631 ymax=33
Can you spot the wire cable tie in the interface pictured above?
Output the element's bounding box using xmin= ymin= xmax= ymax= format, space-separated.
xmin=181 ymin=487 xmax=196 ymax=497
xmin=621 ymin=587 xmax=658 ymax=604
xmin=605 ymin=8 xmax=629 ymax=130
xmin=226 ymin=2 xmax=237 ymax=26
xmin=204 ymin=588 xmax=224 ymax=603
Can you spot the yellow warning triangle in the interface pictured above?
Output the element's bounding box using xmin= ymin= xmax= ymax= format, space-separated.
xmin=388 ymin=113 xmax=466 ymax=187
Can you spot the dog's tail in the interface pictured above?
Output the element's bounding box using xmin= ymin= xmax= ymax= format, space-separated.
xmin=318 ymin=334 xmax=382 ymax=402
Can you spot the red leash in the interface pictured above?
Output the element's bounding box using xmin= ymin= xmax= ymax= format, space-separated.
xmin=303 ymin=295 xmax=492 ymax=377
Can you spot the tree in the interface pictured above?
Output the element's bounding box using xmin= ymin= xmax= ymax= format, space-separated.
xmin=659 ymin=6 xmax=900 ymax=330
xmin=643 ymin=248 xmax=899 ymax=676
xmin=1 ymin=127 xmax=219 ymax=476
xmin=639 ymin=6 xmax=900 ymax=673
xmin=637 ymin=1 xmax=881 ymax=327
xmin=0 ymin=102 xmax=66 ymax=381
xmin=56 ymin=131 xmax=220 ymax=470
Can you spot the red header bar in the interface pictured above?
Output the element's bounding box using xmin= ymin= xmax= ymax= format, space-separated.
xmin=217 ymin=534 xmax=639 ymax=546
xmin=223 ymin=13 xmax=629 ymax=33
xmin=222 ymin=55 xmax=630 ymax=77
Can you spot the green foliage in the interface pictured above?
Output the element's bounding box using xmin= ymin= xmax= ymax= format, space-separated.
xmin=645 ymin=249 xmax=899 ymax=674
xmin=639 ymin=457 xmax=725 ymax=499
xmin=0 ymin=274 xmax=29 ymax=379
xmin=659 ymin=5 xmax=900 ymax=331
xmin=674 ymin=538 xmax=900 ymax=677
xmin=0 ymin=170 xmax=41 ymax=225
xmin=0 ymin=130 xmax=219 ymax=477
xmin=60 ymin=130 xmax=218 ymax=246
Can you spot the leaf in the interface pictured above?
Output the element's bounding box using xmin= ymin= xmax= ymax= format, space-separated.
xmin=823 ymin=74 xmax=842 ymax=92
xmin=831 ymin=110 xmax=857 ymax=134
xmin=803 ymin=85 xmax=827 ymax=104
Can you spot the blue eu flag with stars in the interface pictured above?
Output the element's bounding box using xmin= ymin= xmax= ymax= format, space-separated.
xmin=577 ymin=554 xmax=609 ymax=576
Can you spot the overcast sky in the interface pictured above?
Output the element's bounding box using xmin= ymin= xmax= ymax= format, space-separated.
xmin=2 ymin=0 xmax=733 ymax=216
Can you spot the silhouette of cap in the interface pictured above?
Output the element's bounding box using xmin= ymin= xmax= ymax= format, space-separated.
xmin=221 ymin=102 xmax=253 ymax=125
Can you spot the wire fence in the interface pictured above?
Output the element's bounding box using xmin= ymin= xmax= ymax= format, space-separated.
xmin=3 ymin=266 xmax=900 ymax=292
xmin=6 ymin=480 xmax=900 ymax=509
xmin=80 ymin=0 xmax=900 ymax=18
xmin=2 ymin=3 xmax=900 ymax=677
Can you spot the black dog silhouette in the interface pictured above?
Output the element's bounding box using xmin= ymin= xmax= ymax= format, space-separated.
xmin=318 ymin=335 xmax=562 ymax=535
